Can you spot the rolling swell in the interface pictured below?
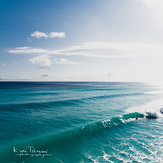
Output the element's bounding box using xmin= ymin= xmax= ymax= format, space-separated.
xmin=13 ymin=112 xmax=144 ymax=148
xmin=0 ymin=91 xmax=60 ymax=96
xmin=0 ymin=99 xmax=84 ymax=112
xmin=87 ymin=92 xmax=143 ymax=100
xmin=50 ymin=112 xmax=144 ymax=143
xmin=0 ymin=112 xmax=145 ymax=163
xmin=0 ymin=92 xmax=143 ymax=112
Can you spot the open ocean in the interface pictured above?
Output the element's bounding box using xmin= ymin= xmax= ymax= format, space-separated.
xmin=0 ymin=82 xmax=163 ymax=163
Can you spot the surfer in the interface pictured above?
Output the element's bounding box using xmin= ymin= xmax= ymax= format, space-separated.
xmin=136 ymin=114 xmax=138 ymax=120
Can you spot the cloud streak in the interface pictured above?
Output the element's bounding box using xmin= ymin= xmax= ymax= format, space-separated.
xmin=53 ymin=58 xmax=77 ymax=64
xmin=30 ymin=31 xmax=65 ymax=39
xmin=8 ymin=42 xmax=163 ymax=59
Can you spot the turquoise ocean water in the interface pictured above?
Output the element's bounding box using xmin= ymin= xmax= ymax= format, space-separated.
xmin=0 ymin=82 xmax=163 ymax=162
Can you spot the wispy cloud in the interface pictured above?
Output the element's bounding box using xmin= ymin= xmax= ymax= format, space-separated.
xmin=29 ymin=55 xmax=51 ymax=66
xmin=9 ymin=47 xmax=48 ymax=54
xmin=30 ymin=31 xmax=65 ymax=39
xmin=8 ymin=42 xmax=163 ymax=59
xmin=53 ymin=58 xmax=77 ymax=64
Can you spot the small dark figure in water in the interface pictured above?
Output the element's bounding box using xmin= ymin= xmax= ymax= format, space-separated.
xmin=136 ymin=114 xmax=138 ymax=120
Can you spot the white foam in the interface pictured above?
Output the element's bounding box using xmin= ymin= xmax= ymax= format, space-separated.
xmin=125 ymin=99 xmax=163 ymax=118
xmin=144 ymin=90 xmax=163 ymax=95
xmin=102 ymin=119 xmax=110 ymax=127
xmin=119 ymin=118 xmax=135 ymax=123
xmin=84 ymin=154 xmax=98 ymax=163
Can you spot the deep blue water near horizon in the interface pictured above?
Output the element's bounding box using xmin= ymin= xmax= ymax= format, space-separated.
xmin=0 ymin=82 xmax=163 ymax=163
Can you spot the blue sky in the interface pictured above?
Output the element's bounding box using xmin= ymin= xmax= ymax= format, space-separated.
xmin=1 ymin=0 xmax=163 ymax=81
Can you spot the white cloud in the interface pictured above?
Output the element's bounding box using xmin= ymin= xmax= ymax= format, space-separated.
xmin=53 ymin=58 xmax=76 ymax=64
xmin=30 ymin=31 xmax=65 ymax=39
xmin=49 ymin=32 xmax=65 ymax=38
xmin=9 ymin=47 xmax=48 ymax=54
xmin=8 ymin=42 xmax=163 ymax=59
xmin=31 ymin=31 xmax=48 ymax=39
xmin=29 ymin=55 xmax=51 ymax=66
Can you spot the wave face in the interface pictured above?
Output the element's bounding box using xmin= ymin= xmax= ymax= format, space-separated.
xmin=0 ymin=82 xmax=163 ymax=162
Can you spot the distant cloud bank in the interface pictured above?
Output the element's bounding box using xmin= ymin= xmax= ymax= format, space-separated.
xmin=31 ymin=31 xmax=65 ymax=39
